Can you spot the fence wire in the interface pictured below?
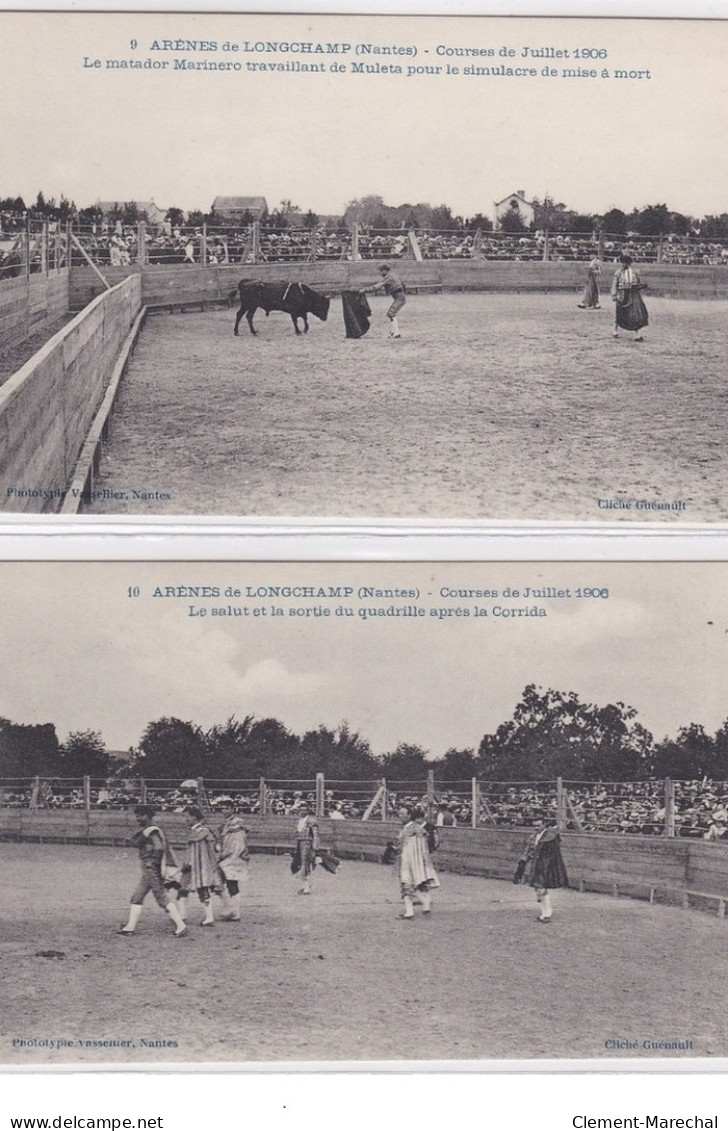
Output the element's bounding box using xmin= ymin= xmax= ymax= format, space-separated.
xmin=4 ymin=775 xmax=728 ymax=839
xmin=6 ymin=218 xmax=728 ymax=274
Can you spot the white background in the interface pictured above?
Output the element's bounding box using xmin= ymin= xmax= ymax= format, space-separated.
xmin=2 ymin=0 xmax=728 ymax=1116
xmin=1 ymin=1071 xmax=726 ymax=1125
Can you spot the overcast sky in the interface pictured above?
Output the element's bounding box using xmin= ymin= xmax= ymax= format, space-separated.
xmin=0 ymin=561 xmax=726 ymax=757
xmin=2 ymin=13 xmax=728 ymax=220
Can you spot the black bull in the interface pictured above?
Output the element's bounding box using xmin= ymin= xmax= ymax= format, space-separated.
xmin=232 ymin=280 xmax=330 ymax=336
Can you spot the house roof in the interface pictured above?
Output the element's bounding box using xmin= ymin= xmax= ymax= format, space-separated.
xmin=96 ymin=200 xmax=166 ymax=218
xmin=212 ymin=196 xmax=268 ymax=214
xmin=106 ymin=749 xmax=134 ymax=762
xmin=494 ymin=192 xmax=533 ymax=208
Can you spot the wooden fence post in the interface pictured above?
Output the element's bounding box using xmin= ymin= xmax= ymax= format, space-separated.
xmin=426 ymin=769 xmax=435 ymax=821
xmin=201 ymin=222 xmax=208 ymax=267
xmin=315 ymin=772 xmax=325 ymax=817
xmin=381 ymin=778 xmax=388 ymax=821
xmin=24 ymin=214 xmax=31 ymax=280
xmin=29 ymin=776 xmax=41 ymax=809
xmin=556 ymin=777 xmax=566 ymax=830
xmin=252 ymin=221 xmax=261 ymax=263
xmin=139 ymin=778 xmax=147 ymax=803
xmin=137 ymin=221 xmax=147 ymax=266
xmin=657 ymin=232 xmax=664 ymax=264
xmin=259 ymin=777 xmax=267 ymax=817
xmin=664 ymin=778 xmax=675 ymax=837
xmin=542 ymin=230 xmax=550 ymax=262
xmin=408 ymin=230 xmax=423 ymax=261
xmin=598 ymin=228 xmax=605 ymax=259
xmin=362 ymin=781 xmax=385 ymax=822
xmin=352 ymin=222 xmax=359 ymax=262
xmin=83 ymin=776 xmax=91 ymax=811
xmin=70 ymin=231 xmax=112 ymax=290
xmin=41 ymin=221 xmax=48 ymax=274
xmin=471 ymin=778 xmax=480 ymax=829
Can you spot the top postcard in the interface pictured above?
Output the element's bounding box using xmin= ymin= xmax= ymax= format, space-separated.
xmin=1 ymin=11 xmax=728 ymax=525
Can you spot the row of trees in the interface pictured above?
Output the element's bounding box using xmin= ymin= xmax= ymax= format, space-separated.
xmin=3 ymin=686 xmax=728 ymax=784
xmin=5 ymin=191 xmax=728 ymax=239
xmin=0 ymin=720 xmax=107 ymax=779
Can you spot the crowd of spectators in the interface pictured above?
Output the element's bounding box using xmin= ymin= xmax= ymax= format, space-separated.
xmin=0 ymin=209 xmax=34 ymax=234
xmin=3 ymin=777 xmax=728 ymax=840
xmin=63 ymin=224 xmax=350 ymax=266
xmin=258 ymin=227 xmax=349 ymax=262
xmin=65 ymin=226 xmax=728 ymax=268
xmin=6 ymin=204 xmax=728 ymax=272
xmin=0 ymin=217 xmax=67 ymax=278
xmin=659 ymin=237 xmax=728 ymax=266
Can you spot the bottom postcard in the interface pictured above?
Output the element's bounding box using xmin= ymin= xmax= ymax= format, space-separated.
xmin=1 ymin=559 xmax=727 ymax=1066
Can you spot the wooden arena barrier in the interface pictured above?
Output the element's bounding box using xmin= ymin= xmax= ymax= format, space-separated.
xmin=68 ymin=260 xmax=728 ymax=312
xmin=0 ymin=275 xmax=142 ymax=513
xmin=0 ymin=270 xmax=70 ymax=351
xmin=3 ymin=809 xmax=728 ymax=914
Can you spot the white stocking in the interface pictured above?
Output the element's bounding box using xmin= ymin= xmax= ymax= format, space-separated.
xmin=121 ymin=903 xmax=142 ymax=933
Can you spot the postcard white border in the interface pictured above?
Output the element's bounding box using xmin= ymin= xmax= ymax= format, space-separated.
xmin=1 ymin=6 xmax=728 ymax=1124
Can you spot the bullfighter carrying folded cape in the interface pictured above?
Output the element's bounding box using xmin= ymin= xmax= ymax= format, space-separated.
xmin=611 ymin=254 xmax=649 ymax=341
xmin=513 ymin=824 xmax=569 ymax=924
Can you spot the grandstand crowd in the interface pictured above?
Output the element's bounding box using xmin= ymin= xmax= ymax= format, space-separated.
xmin=3 ymin=777 xmax=728 ymax=840
xmin=44 ymin=225 xmax=728 ymax=268
xmin=4 ymin=192 xmax=728 ymax=275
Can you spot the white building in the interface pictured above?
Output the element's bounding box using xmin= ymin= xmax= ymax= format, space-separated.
xmin=493 ymin=190 xmax=535 ymax=231
xmin=211 ymin=196 xmax=268 ymax=222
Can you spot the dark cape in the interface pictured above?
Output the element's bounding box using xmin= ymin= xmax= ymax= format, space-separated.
xmin=581 ymin=272 xmax=600 ymax=308
xmin=514 ymin=828 xmax=569 ymax=889
xmin=615 ymin=286 xmax=649 ymax=331
xmin=342 ymin=290 xmax=371 ymax=338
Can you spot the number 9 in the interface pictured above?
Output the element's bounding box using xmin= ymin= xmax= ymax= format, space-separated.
xmin=130 ymin=38 xmax=137 ymax=49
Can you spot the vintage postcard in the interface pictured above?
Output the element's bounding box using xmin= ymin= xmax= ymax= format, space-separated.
xmin=1 ymin=11 xmax=728 ymax=524
xmin=1 ymin=557 xmax=728 ymax=1066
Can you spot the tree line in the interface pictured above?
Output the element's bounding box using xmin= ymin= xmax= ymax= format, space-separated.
xmin=4 ymin=191 xmax=728 ymax=238
xmin=2 ymin=685 xmax=728 ymax=784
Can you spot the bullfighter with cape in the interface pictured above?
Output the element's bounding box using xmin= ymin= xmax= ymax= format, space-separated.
xmin=514 ymin=824 xmax=569 ymax=923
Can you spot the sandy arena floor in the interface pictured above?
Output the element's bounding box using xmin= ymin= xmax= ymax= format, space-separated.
xmin=84 ymin=293 xmax=728 ymax=522
xmin=1 ymin=843 xmax=726 ymax=1066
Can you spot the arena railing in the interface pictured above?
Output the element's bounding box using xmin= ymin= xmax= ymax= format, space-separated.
xmin=59 ymin=218 xmax=728 ymax=270
xmin=3 ymin=774 xmax=728 ymax=839
xmin=477 ymin=779 xmax=560 ymax=828
xmin=560 ymin=780 xmax=666 ymax=835
xmin=0 ymin=217 xmax=69 ymax=280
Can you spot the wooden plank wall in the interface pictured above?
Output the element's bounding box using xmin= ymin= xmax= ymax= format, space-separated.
xmin=686 ymin=842 xmax=728 ymax=896
xmin=3 ymin=810 xmax=728 ymax=903
xmin=0 ymin=276 xmax=142 ymax=513
xmin=69 ymin=261 xmax=728 ymax=311
xmin=0 ymin=271 xmax=70 ymax=350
